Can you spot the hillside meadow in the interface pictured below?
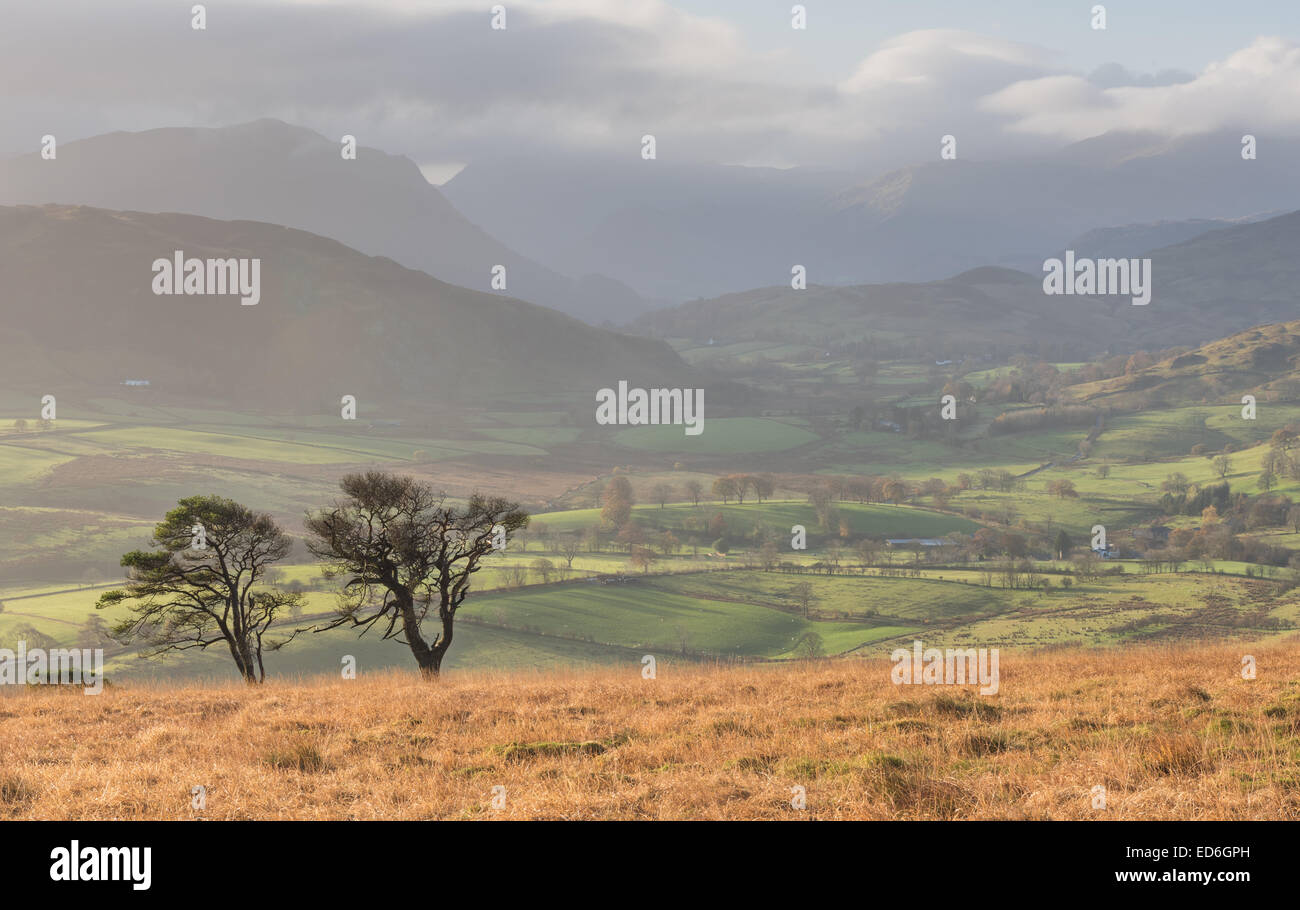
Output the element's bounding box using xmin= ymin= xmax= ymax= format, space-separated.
xmin=1 ymin=640 xmax=1296 ymax=820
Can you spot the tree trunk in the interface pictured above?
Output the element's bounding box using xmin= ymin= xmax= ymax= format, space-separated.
xmin=398 ymin=596 xmax=441 ymax=679
xmin=225 ymin=635 xmax=260 ymax=683
xmin=429 ymin=609 xmax=455 ymax=677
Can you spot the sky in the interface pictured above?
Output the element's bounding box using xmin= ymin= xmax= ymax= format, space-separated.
xmin=671 ymin=0 xmax=1300 ymax=82
xmin=2 ymin=0 xmax=1298 ymax=181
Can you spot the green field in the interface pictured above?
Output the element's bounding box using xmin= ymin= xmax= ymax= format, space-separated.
xmin=533 ymin=500 xmax=979 ymax=541
xmin=7 ymin=329 xmax=1300 ymax=685
xmin=4 ymin=559 xmax=1294 ymax=684
xmin=614 ymin=417 xmax=818 ymax=454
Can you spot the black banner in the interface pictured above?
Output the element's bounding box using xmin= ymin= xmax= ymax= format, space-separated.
xmin=2 ymin=820 xmax=1275 ymax=897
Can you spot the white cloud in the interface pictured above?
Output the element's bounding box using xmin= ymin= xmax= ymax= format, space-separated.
xmin=839 ymin=29 xmax=1056 ymax=91
xmin=2 ymin=1 xmax=1299 ymax=170
xmin=985 ymin=37 xmax=1300 ymax=140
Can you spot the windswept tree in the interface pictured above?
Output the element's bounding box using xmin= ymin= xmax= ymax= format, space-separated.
xmin=304 ymin=472 xmax=527 ymax=678
xmin=96 ymin=496 xmax=301 ymax=683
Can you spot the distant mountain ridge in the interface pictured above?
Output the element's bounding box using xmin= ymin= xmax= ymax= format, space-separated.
xmin=1001 ymin=212 xmax=1283 ymax=274
xmin=0 ymin=120 xmax=648 ymax=324
xmin=446 ymin=130 xmax=1300 ymax=302
xmin=630 ymin=208 xmax=1300 ymax=357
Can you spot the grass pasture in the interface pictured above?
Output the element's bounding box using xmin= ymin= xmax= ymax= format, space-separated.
xmin=2 ymin=641 xmax=1297 ymax=819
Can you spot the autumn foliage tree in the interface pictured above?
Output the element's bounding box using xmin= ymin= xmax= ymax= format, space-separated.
xmin=601 ymin=476 xmax=635 ymax=528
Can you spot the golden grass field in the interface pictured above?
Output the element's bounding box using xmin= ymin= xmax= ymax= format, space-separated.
xmin=2 ymin=639 xmax=1299 ymax=820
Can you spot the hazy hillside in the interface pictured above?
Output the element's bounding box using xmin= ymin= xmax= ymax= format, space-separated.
xmin=632 ymin=267 xmax=1119 ymax=356
xmin=1043 ymin=213 xmax=1279 ymax=269
xmin=0 ymin=120 xmax=647 ymax=324
xmin=632 ymin=209 xmax=1300 ymax=357
xmin=1071 ymin=319 xmax=1300 ymax=408
xmin=0 ymin=205 xmax=687 ymax=411
xmin=445 ymin=131 xmax=1300 ymax=302
xmin=444 ymin=154 xmax=848 ymax=302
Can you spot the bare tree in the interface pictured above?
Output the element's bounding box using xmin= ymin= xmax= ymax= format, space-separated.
xmin=560 ymin=536 xmax=581 ymax=569
xmin=789 ymin=581 xmax=816 ymax=618
xmin=684 ymin=479 xmax=703 ymax=506
xmin=531 ymin=558 xmax=555 ymax=583
xmin=305 ymin=472 xmax=528 ymax=678
xmin=650 ymin=482 xmax=674 ymax=509
xmin=712 ymin=476 xmax=738 ymax=504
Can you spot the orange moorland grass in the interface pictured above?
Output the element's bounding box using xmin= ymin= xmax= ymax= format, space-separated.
xmin=1 ymin=638 xmax=1298 ymax=820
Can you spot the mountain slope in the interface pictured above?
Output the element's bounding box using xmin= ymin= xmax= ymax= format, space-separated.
xmin=0 ymin=205 xmax=686 ymax=411
xmin=632 ymin=208 xmax=1300 ymax=356
xmin=632 ymin=267 xmax=1114 ymax=355
xmin=0 ymin=120 xmax=646 ymax=324
xmin=805 ymin=130 xmax=1300 ymax=284
xmin=1047 ymin=213 xmax=1280 ymax=267
xmin=1070 ymin=319 xmax=1300 ymax=409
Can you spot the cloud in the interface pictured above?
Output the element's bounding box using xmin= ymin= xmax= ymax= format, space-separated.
xmin=840 ymin=29 xmax=1056 ymax=91
xmin=985 ymin=37 xmax=1300 ymax=141
xmin=1087 ymin=63 xmax=1195 ymax=89
xmin=2 ymin=2 xmax=1299 ymax=171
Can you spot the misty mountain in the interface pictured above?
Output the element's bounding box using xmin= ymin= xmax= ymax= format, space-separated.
xmin=0 ymin=205 xmax=687 ymax=411
xmin=1001 ymin=213 xmax=1283 ymax=274
xmin=803 ymin=130 xmax=1300 ymax=285
xmin=445 ymin=131 xmax=1300 ymax=303
xmin=630 ymin=208 xmax=1300 ymax=357
xmin=0 ymin=120 xmax=647 ymax=324
xmin=443 ymin=154 xmax=850 ymax=302
xmin=631 ymin=266 xmax=1128 ymax=360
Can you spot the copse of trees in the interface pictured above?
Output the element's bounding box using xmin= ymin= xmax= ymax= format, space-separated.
xmin=709 ymin=474 xmax=774 ymax=504
xmin=712 ymin=476 xmax=739 ymax=503
xmin=1157 ymin=481 xmax=1230 ymax=517
xmin=305 ymin=472 xmax=527 ymax=679
xmin=97 ymin=495 xmax=302 ymax=684
xmin=988 ymin=405 xmax=1101 ymax=435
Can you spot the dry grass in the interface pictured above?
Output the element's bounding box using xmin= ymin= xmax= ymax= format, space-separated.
xmin=2 ymin=639 xmax=1299 ymax=819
